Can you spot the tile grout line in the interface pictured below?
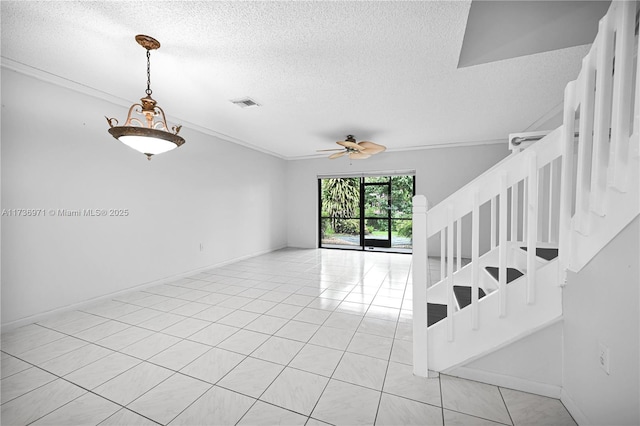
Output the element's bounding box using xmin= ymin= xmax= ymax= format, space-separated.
xmin=303 ymin=299 xmax=377 ymax=423
xmin=193 ymin=297 xmax=330 ymax=420
xmin=441 ymin=374 xmax=514 ymax=426
xmin=2 ymin=352 xmax=163 ymax=426
xmin=371 ymin=318 xmax=395 ymax=426
xmin=115 ymin=264 xmax=322 ymax=424
xmin=439 ymin=369 xmax=445 ymax=425
xmin=497 ymin=386 xmax=516 ymax=426
xmin=248 ymin=324 xmax=324 ymax=416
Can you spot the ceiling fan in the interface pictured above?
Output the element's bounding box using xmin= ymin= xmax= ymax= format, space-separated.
xmin=317 ymin=135 xmax=387 ymax=160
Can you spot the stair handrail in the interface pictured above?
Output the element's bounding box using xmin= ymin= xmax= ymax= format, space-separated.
xmin=424 ymin=127 xmax=562 ymax=237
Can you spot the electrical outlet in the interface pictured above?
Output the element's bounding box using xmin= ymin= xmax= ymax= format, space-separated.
xmin=598 ymin=342 xmax=610 ymax=375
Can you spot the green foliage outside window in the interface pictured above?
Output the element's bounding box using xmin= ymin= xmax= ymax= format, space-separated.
xmin=321 ymin=178 xmax=360 ymax=234
xmin=320 ymin=175 xmax=414 ymax=240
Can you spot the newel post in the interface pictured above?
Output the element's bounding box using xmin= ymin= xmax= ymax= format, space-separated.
xmin=412 ymin=194 xmax=429 ymax=377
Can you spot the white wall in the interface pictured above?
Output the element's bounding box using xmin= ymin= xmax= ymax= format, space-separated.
xmin=449 ymin=321 xmax=563 ymax=397
xmin=562 ymin=217 xmax=639 ymax=426
xmin=1 ymin=69 xmax=288 ymax=326
xmin=286 ymin=144 xmax=510 ymax=250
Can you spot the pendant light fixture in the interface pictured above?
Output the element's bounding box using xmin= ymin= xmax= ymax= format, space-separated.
xmin=106 ymin=35 xmax=185 ymax=160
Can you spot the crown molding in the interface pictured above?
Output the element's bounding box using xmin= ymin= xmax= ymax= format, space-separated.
xmin=2 ymin=56 xmax=515 ymax=163
xmin=1 ymin=56 xmax=286 ymax=160
xmin=287 ymin=138 xmax=506 ymax=161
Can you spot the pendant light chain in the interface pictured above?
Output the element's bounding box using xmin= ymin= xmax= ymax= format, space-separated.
xmin=146 ymin=49 xmax=152 ymax=96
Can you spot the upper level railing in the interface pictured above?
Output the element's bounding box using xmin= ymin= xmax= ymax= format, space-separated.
xmin=412 ymin=0 xmax=639 ymax=377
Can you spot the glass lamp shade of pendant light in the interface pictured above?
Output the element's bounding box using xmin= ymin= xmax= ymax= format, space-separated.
xmin=106 ymin=35 xmax=185 ymax=160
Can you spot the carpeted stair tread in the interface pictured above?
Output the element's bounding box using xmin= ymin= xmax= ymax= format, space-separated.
xmin=427 ymin=303 xmax=447 ymax=327
xmin=453 ymin=286 xmax=487 ymax=309
xmin=520 ymin=247 xmax=559 ymax=261
xmin=485 ymin=266 xmax=524 ymax=283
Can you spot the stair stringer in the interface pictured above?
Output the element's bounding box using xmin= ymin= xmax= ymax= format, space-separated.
xmin=426 ymin=259 xmax=562 ymax=371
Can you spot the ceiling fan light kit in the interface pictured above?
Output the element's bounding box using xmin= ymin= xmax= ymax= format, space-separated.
xmin=106 ymin=35 xmax=185 ymax=160
xmin=319 ymin=135 xmax=386 ymax=160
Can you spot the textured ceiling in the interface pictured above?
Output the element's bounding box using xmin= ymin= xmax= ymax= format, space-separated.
xmin=1 ymin=1 xmax=593 ymax=159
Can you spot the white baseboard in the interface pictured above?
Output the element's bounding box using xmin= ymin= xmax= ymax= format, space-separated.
xmin=561 ymin=388 xmax=589 ymax=426
xmin=1 ymin=244 xmax=287 ymax=333
xmin=446 ymin=366 xmax=562 ymax=399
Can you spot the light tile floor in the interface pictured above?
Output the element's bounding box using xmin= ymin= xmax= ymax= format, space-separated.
xmin=1 ymin=248 xmax=577 ymax=425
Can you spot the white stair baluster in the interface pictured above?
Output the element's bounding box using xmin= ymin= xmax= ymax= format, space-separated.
xmin=590 ymin=14 xmax=615 ymax=216
xmin=499 ymin=172 xmax=508 ymax=317
xmin=447 ymin=205 xmax=454 ymax=342
xmin=472 ymin=190 xmax=480 ymax=330
xmin=456 ymin=218 xmax=462 ymax=272
xmin=575 ymin=53 xmax=597 ymax=235
xmin=608 ymin=1 xmax=635 ymax=191
xmin=440 ymin=229 xmax=446 ymax=284
xmin=537 ymin=164 xmax=548 ymax=242
xmin=522 ymin=179 xmax=528 ymax=244
xmin=527 ymin=151 xmax=539 ymax=304
xmin=511 ymin=183 xmax=519 ymax=242
xmin=490 ymin=197 xmax=497 ymax=249
xmin=549 ymin=159 xmax=561 ymax=243
xmin=411 ymin=195 xmax=428 ymax=377
xmin=559 ymin=81 xmax=578 ymax=277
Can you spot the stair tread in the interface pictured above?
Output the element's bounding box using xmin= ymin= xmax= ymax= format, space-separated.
xmin=520 ymin=247 xmax=559 ymax=261
xmin=485 ymin=266 xmax=524 ymax=283
xmin=427 ymin=303 xmax=447 ymax=327
xmin=453 ymin=285 xmax=487 ymax=309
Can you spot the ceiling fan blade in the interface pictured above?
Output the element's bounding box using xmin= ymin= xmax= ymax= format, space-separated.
xmin=317 ymin=148 xmax=345 ymax=152
xmin=349 ymin=152 xmax=371 ymax=160
xmin=359 ymin=148 xmax=383 ymax=155
xmin=357 ymin=141 xmax=386 ymax=154
xmin=329 ymin=151 xmax=347 ymax=159
xmin=337 ymin=141 xmax=365 ymax=151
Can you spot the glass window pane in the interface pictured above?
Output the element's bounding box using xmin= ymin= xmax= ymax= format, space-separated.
xmin=391 ymin=219 xmax=412 ymax=248
xmin=321 ymin=218 xmax=361 ymax=248
xmin=321 ymin=178 xmax=360 ymax=218
xmin=364 ymin=176 xmax=389 ymax=184
xmin=391 ymin=176 xmax=414 ymax=219
xmin=365 ymin=218 xmax=389 ymax=239
xmin=364 ymin=185 xmax=389 ymax=218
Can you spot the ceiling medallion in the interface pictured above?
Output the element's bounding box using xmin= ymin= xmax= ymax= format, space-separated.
xmin=106 ymin=35 xmax=185 ymax=160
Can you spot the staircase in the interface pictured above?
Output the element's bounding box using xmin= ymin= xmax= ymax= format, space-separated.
xmin=412 ymin=0 xmax=640 ymax=375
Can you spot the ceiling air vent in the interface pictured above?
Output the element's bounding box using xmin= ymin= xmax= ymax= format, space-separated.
xmin=230 ymin=97 xmax=261 ymax=108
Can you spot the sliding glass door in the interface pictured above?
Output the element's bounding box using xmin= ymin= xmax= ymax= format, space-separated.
xmin=319 ymin=174 xmax=414 ymax=252
xmin=363 ymin=178 xmax=392 ymax=248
